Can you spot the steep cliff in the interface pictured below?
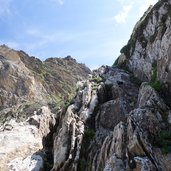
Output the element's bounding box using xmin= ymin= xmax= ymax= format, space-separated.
xmin=115 ymin=0 xmax=171 ymax=99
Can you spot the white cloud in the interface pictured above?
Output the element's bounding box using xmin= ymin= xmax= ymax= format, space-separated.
xmin=114 ymin=4 xmax=133 ymax=23
xmin=0 ymin=0 xmax=12 ymax=17
xmin=140 ymin=0 xmax=158 ymax=15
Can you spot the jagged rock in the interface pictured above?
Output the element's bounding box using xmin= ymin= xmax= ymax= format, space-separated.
xmin=7 ymin=154 xmax=43 ymax=171
xmin=104 ymin=154 xmax=126 ymax=171
xmin=2 ymin=1 xmax=171 ymax=171
xmin=0 ymin=45 xmax=90 ymax=123
xmin=96 ymin=99 xmax=126 ymax=131
xmin=52 ymin=81 xmax=98 ymax=171
xmin=0 ymin=106 xmax=56 ymax=171
xmin=137 ymin=83 xmax=168 ymax=111
xmin=118 ymin=0 xmax=171 ymax=88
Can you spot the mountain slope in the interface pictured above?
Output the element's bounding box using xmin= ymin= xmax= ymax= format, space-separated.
xmin=1 ymin=0 xmax=171 ymax=171
xmin=0 ymin=45 xmax=90 ymax=171
xmin=50 ymin=1 xmax=171 ymax=171
xmin=0 ymin=45 xmax=90 ymax=123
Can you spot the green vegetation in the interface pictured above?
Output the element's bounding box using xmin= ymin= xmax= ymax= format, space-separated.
xmin=78 ymin=127 xmax=95 ymax=170
xmin=150 ymin=81 xmax=161 ymax=91
xmin=129 ymin=74 xmax=142 ymax=87
xmin=120 ymin=44 xmax=131 ymax=57
xmin=84 ymin=128 xmax=95 ymax=141
xmin=117 ymin=60 xmax=129 ymax=71
xmin=64 ymin=99 xmax=71 ymax=108
xmin=90 ymin=76 xmax=103 ymax=84
xmin=155 ymin=130 xmax=171 ymax=154
xmin=149 ymin=66 xmax=161 ymax=91
xmin=79 ymin=160 xmax=88 ymax=171
xmin=81 ymin=127 xmax=95 ymax=151
xmin=120 ymin=39 xmax=136 ymax=58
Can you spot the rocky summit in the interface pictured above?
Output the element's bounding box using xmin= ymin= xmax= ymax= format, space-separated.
xmin=1 ymin=0 xmax=171 ymax=171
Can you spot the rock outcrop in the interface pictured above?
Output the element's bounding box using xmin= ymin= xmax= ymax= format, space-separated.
xmin=116 ymin=0 xmax=171 ymax=89
xmin=0 ymin=45 xmax=90 ymax=170
xmin=50 ymin=1 xmax=171 ymax=171
xmin=1 ymin=0 xmax=171 ymax=171
xmin=51 ymin=65 xmax=171 ymax=171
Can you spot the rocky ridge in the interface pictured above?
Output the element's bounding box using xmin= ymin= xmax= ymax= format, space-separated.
xmin=1 ymin=0 xmax=171 ymax=171
xmin=50 ymin=65 xmax=171 ymax=171
xmin=0 ymin=45 xmax=90 ymax=170
xmin=50 ymin=0 xmax=171 ymax=170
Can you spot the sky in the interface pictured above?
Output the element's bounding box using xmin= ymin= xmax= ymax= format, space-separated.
xmin=0 ymin=0 xmax=158 ymax=69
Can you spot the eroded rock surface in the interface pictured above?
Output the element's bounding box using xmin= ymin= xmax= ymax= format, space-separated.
xmin=1 ymin=1 xmax=171 ymax=171
xmin=51 ymin=65 xmax=171 ymax=171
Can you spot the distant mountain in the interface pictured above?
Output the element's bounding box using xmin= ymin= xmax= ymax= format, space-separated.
xmin=0 ymin=44 xmax=90 ymax=170
xmin=0 ymin=44 xmax=90 ymax=123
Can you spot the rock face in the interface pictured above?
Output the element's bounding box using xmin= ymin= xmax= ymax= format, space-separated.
xmin=116 ymin=0 xmax=171 ymax=86
xmin=1 ymin=1 xmax=171 ymax=171
xmin=51 ymin=65 xmax=171 ymax=171
xmin=50 ymin=1 xmax=171 ymax=171
xmin=0 ymin=45 xmax=90 ymax=123
xmin=0 ymin=45 xmax=90 ymax=170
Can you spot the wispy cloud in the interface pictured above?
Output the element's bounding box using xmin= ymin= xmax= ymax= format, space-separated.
xmin=114 ymin=4 xmax=133 ymax=24
xmin=0 ymin=0 xmax=12 ymax=17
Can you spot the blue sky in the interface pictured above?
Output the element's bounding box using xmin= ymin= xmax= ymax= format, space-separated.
xmin=0 ymin=0 xmax=158 ymax=69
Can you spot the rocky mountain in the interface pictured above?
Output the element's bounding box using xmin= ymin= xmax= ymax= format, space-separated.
xmin=1 ymin=0 xmax=171 ymax=171
xmin=49 ymin=0 xmax=171 ymax=170
xmin=0 ymin=44 xmax=90 ymax=170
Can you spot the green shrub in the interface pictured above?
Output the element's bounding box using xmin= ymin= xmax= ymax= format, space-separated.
xmin=150 ymin=81 xmax=161 ymax=91
xmin=120 ymin=45 xmax=130 ymax=57
xmin=78 ymin=128 xmax=95 ymax=170
xmin=81 ymin=128 xmax=95 ymax=154
xmin=84 ymin=128 xmax=95 ymax=141
xmin=149 ymin=66 xmax=161 ymax=91
xmin=90 ymin=76 xmax=103 ymax=84
xmin=156 ymin=130 xmax=171 ymax=154
xmin=117 ymin=60 xmax=129 ymax=71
